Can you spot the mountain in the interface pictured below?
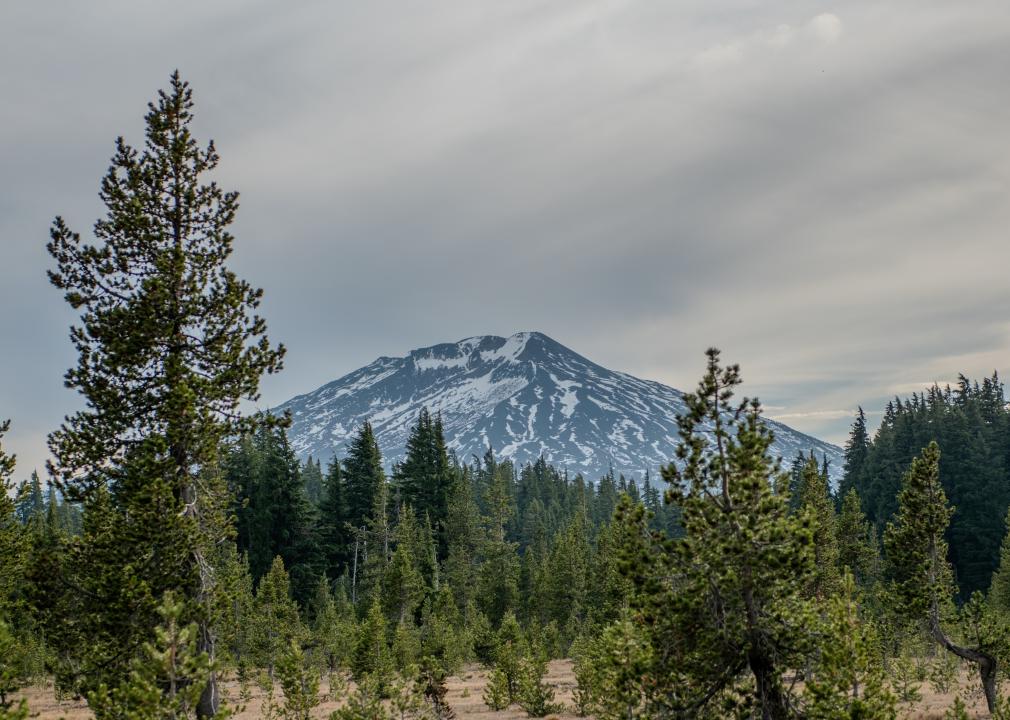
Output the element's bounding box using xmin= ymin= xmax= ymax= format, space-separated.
xmin=275 ymin=331 xmax=843 ymax=482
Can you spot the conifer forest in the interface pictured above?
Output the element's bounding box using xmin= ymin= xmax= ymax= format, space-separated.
xmin=4 ymin=59 xmax=1010 ymax=720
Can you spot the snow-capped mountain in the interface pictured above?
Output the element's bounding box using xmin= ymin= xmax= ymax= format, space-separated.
xmin=275 ymin=332 xmax=843 ymax=482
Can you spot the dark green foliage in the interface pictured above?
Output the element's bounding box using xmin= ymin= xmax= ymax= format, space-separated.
xmin=884 ymin=443 xmax=1000 ymax=713
xmin=803 ymin=572 xmax=896 ymax=719
xmin=87 ymin=592 xmax=229 ymax=719
xmin=45 ymin=72 xmax=283 ymax=712
xmin=626 ymin=349 xmax=817 ymax=718
xmin=0 ymin=422 xmax=26 ymax=613
xmin=571 ymin=616 xmax=652 ymax=720
xmin=394 ymin=409 xmax=454 ymax=559
xmin=343 ymin=422 xmax=386 ymax=536
xmin=353 ymin=599 xmax=393 ymax=684
xmin=990 ymin=506 xmax=1010 ymax=613
xmin=249 ymin=557 xmax=304 ymax=678
xmin=839 ymin=407 xmax=870 ymax=500
xmin=797 ymin=454 xmax=841 ymax=599
xmin=837 ymin=488 xmax=881 ymax=587
xmin=230 ymin=425 xmax=321 ymax=606
xmin=849 ymin=376 xmax=1010 ymax=598
xmin=318 ymin=457 xmax=351 ymax=581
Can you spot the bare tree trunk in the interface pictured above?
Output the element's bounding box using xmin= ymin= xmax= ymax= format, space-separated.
xmin=929 ymin=614 xmax=997 ymax=714
xmin=196 ymin=619 xmax=219 ymax=718
xmin=352 ymin=531 xmax=360 ymax=604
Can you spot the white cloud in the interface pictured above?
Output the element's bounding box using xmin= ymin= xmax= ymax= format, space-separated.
xmin=807 ymin=13 xmax=844 ymax=44
xmin=691 ymin=12 xmax=843 ymax=69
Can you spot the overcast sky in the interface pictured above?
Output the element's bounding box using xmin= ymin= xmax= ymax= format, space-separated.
xmin=2 ymin=1 xmax=1010 ymax=477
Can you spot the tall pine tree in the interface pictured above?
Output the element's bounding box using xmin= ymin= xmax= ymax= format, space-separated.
xmin=884 ymin=442 xmax=999 ymax=713
xmin=46 ymin=72 xmax=284 ymax=714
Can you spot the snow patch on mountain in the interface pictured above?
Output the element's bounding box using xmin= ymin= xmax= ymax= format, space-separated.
xmin=275 ymin=332 xmax=844 ymax=482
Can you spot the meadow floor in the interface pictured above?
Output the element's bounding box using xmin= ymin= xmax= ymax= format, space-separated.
xmin=15 ymin=659 xmax=997 ymax=719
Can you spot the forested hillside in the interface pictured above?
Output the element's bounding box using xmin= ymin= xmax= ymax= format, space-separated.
xmin=841 ymin=375 xmax=1010 ymax=598
xmin=8 ymin=73 xmax=1010 ymax=720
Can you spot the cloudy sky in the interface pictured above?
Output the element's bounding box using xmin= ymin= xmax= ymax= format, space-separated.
xmin=2 ymin=1 xmax=1009 ymax=476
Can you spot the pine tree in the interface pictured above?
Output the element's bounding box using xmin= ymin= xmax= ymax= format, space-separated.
xmin=343 ymin=422 xmax=386 ymax=536
xmin=359 ymin=480 xmax=392 ymax=608
xmin=442 ymin=469 xmax=482 ymax=611
xmin=352 ymin=599 xmax=392 ymax=684
xmin=803 ymin=572 xmax=895 ymax=719
xmin=0 ymin=619 xmax=30 ymax=719
xmin=301 ymin=457 xmax=324 ymax=506
xmin=798 ymin=454 xmax=842 ymax=599
xmin=639 ymin=349 xmax=817 ymax=717
xmin=478 ymin=458 xmax=520 ymax=624
xmin=0 ymin=422 xmax=26 ymax=613
xmin=274 ymin=641 xmax=320 ymax=720
xmin=249 ymin=557 xmax=303 ymax=679
xmin=318 ymin=456 xmax=350 ymax=581
xmin=989 ymin=507 xmax=1010 ymax=614
xmin=46 ymin=72 xmax=284 ymax=715
xmin=311 ymin=575 xmax=353 ymax=673
xmin=840 ymin=408 xmax=870 ymax=499
xmin=543 ymin=510 xmax=590 ymax=630
xmin=383 ymin=506 xmax=427 ymax=625
xmin=837 ymin=488 xmax=879 ymax=587
xmin=884 ymin=442 xmax=999 ymax=713
xmin=210 ymin=543 xmax=255 ymax=671
xmin=240 ymin=425 xmax=321 ymax=606
xmin=87 ymin=591 xmax=227 ymax=719
xmin=571 ymin=615 xmax=652 ymax=720
xmin=394 ymin=409 xmax=454 ymax=559
xmin=13 ymin=471 xmax=44 ymax=526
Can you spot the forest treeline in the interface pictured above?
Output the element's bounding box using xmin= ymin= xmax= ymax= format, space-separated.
xmin=839 ymin=377 xmax=1010 ymax=599
xmin=7 ymin=73 xmax=1010 ymax=720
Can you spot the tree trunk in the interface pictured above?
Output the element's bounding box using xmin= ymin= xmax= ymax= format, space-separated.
xmin=748 ymin=645 xmax=791 ymax=720
xmin=929 ymin=615 xmax=997 ymax=714
xmin=196 ymin=618 xmax=219 ymax=717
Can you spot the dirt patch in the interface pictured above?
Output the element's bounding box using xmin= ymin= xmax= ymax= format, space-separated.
xmin=12 ymin=660 xmax=996 ymax=719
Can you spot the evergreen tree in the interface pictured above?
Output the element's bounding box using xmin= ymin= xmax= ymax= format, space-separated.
xmin=571 ymin=615 xmax=652 ymax=720
xmin=803 ymin=572 xmax=895 ymax=719
xmin=989 ymin=507 xmax=1010 ymax=614
xmin=635 ymin=349 xmax=817 ymax=718
xmin=442 ymin=468 xmax=482 ymax=611
xmin=478 ymin=468 xmax=520 ymax=625
xmin=210 ymin=543 xmax=255 ymax=671
xmin=394 ymin=409 xmax=454 ymax=559
xmin=352 ymin=599 xmax=392 ymax=683
xmin=542 ymin=509 xmax=590 ymax=630
xmin=852 ymin=376 xmax=1010 ymax=598
xmin=884 ymin=442 xmax=999 ymax=713
xmin=798 ymin=454 xmax=842 ymax=599
xmin=13 ymin=471 xmax=44 ymax=527
xmin=239 ymin=425 xmax=321 ymax=606
xmin=840 ymin=407 xmax=870 ymax=499
xmin=837 ymin=488 xmax=880 ymax=587
xmin=301 ymin=457 xmax=324 ymax=506
xmin=0 ymin=422 xmax=26 ymax=612
xmin=343 ymin=422 xmax=385 ymax=535
xmin=359 ymin=480 xmax=392 ymax=608
xmin=46 ymin=72 xmax=284 ymax=714
xmin=87 ymin=592 xmax=226 ymax=719
xmin=318 ymin=456 xmax=350 ymax=581
xmin=249 ymin=557 xmax=303 ymax=679
xmin=311 ymin=575 xmax=353 ymax=673
xmin=383 ymin=506 xmax=427 ymax=624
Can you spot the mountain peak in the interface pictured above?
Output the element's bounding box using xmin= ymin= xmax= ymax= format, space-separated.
xmin=275 ymin=333 xmax=842 ymax=481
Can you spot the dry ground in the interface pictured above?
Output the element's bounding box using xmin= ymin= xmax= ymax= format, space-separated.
xmin=13 ymin=659 xmax=998 ymax=719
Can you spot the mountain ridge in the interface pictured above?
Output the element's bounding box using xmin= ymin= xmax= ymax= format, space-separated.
xmin=275 ymin=331 xmax=844 ymax=482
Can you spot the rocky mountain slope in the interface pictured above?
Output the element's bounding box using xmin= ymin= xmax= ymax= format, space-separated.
xmin=275 ymin=332 xmax=843 ymax=482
